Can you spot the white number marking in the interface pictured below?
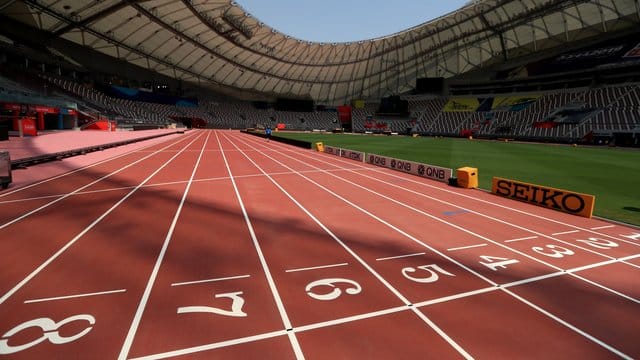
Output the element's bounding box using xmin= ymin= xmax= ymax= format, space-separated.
xmin=402 ymin=264 xmax=455 ymax=283
xmin=479 ymin=255 xmax=520 ymax=271
xmin=305 ymin=278 xmax=362 ymax=301
xmin=576 ymin=237 xmax=619 ymax=249
xmin=0 ymin=315 xmax=95 ymax=355
xmin=177 ymin=291 xmax=247 ymax=317
xmin=621 ymin=233 xmax=640 ymax=241
xmin=532 ymin=244 xmax=575 ymax=258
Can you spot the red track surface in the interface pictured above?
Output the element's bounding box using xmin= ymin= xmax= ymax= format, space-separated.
xmin=0 ymin=129 xmax=638 ymax=359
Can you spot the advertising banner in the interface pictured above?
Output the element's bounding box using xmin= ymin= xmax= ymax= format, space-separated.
xmin=491 ymin=177 xmax=595 ymax=218
xmin=366 ymin=154 xmax=452 ymax=183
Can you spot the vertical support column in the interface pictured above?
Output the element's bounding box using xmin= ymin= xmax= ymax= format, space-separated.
xmin=58 ymin=113 xmax=64 ymax=129
xmin=37 ymin=111 xmax=44 ymax=130
xmin=12 ymin=110 xmax=18 ymax=131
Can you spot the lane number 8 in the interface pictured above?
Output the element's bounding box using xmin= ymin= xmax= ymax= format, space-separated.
xmin=0 ymin=315 xmax=95 ymax=355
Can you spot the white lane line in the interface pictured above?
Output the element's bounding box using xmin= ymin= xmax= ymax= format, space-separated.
xmin=504 ymin=236 xmax=538 ymax=243
xmin=551 ymin=230 xmax=580 ymax=236
xmin=376 ymin=252 xmax=425 ymax=261
xmin=413 ymin=287 xmax=497 ymax=308
xmin=501 ymin=287 xmax=634 ymax=360
xmin=118 ymin=131 xmax=210 ymax=360
xmin=293 ymin=304 xmax=410 ymax=333
xmin=0 ymin=132 xmax=205 ymax=307
xmin=285 ymin=263 xmax=348 ymax=273
xmin=0 ymin=131 xmax=200 ymax=229
xmin=591 ymin=225 xmax=616 ymax=230
xmin=446 ymin=243 xmax=487 ymax=252
xmin=238 ymin=135 xmax=637 ymax=357
xmin=217 ymin=132 xmax=304 ymax=359
xmin=0 ymin=132 xmax=188 ymax=199
xmin=128 ymin=329 xmax=288 ymax=360
xmin=229 ymin=133 xmax=473 ymax=360
xmin=501 ymin=272 xmax=565 ymax=288
xmin=133 ymin=251 xmax=640 ymax=359
xmin=24 ymin=289 xmax=126 ymax=304
xmin=171 ymin=275 xmax=251 ymax=287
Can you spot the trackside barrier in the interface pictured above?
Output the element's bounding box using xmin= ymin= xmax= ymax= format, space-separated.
xmin=491 ymin=177 xmax=595 ymax=218
xmin=323 ymin=145 xmax=341 ymax=156
xmin=321 ymin=146 xmax=365 ymax=162
xmin=366 ymin=153 xmax=452 ymax=183
xmin=340 ymin=149 xmax=365 ymax=162
xmin=319 ymin=146 xmax=452 ymax=183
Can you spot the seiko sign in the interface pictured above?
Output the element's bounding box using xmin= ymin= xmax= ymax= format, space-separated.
xmin=491 ymin=177 xmax=595 ymax=218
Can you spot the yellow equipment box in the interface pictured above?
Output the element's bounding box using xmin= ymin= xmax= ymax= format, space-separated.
xmin=315 ymin=142 xmax=324 ymax=152
xmin=456 ymin=167 xmax=478 ymax=188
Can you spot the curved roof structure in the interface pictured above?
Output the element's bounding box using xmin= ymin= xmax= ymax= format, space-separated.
xmin=2 ymin=0 xmax=639 ymax=104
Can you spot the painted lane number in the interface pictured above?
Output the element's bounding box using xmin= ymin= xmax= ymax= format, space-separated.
xmin=577 ymin=237 xmax=619 ymax=249
xmin=532 ymin=244 xmax=575 ymax=258
xmin=177 ymin=291 xmax=247 ymax=317
xmin=305 ymin=278 xmax=362 ymax=301
xmin=402 ymin=264 xmax=455 ymax=283
xmin=0 ymin=315 xmax=95 ymax=355
xmin=479 ymin=255 xmax=519 ymax=271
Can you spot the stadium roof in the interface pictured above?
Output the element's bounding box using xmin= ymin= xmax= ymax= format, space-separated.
xmin=2 ymin=0 xmax=639 ymax=104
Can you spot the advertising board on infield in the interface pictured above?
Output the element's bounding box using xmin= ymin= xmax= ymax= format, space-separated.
xmin=320 ymin=146 xmax=452 ymax=183
xmin=366 ymin=154 xmax=452 ymax=183
xmin=491 ymin=177 xmax=595 ymax=218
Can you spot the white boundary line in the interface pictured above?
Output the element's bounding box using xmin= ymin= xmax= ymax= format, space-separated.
xmin=128 ymin=329 xmax=289 ymax=360
xmin=24 ymin=289 xmax=126 ymax=303
xmin=504 ymin=236 xmax=538 ymax=243
xmin=0 ymin=132 xmax=205 ymax=306
xmin=376 ymin=252 xmax=425 ymax=261
xmin=551 ymin=230 xmax=580 ymax=236
xmin=285 ymin=263 xmax=349 ymax=273
xmin=171 ymin=275 xmax=251 ymax=287
xmin=591 ymin=225 xmax=616 ymax=230
xmin=447 ymin=244 xmax=488 ymax=251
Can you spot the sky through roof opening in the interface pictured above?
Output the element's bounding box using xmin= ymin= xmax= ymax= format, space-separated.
xmin=237 ymin=0 xmax=471 ymax=43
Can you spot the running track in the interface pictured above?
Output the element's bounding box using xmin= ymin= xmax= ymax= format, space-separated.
xmin=0 ymin=129 xmax=639 ymax=359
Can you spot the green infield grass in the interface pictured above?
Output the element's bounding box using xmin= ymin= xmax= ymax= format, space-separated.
xmin=274 ymin=132 xmax=640 ymax=226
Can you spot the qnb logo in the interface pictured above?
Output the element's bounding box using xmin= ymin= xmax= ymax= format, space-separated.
xmin=369 ymin=155 xmax=386 ymax=166
xmin=393 ymin=160 xmax=412 ymax=172
xmin=418 ymin=165 xmax=446 ymax=180
xmin=341 ymin=151 xmax=363 ymax=161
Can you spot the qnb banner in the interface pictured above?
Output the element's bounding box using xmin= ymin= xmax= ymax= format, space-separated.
xmin=366 ymin=154 xmax=452 ymax=183
xmin=491 ymin=177 xmax=595 ymax=218
xmin=340 ymin=149 xmax=365 ymax=162
xmin=323 ymin=145 xmax=341 ymax=156
xmin=322 ymin=146 xmax=365 ymax=162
